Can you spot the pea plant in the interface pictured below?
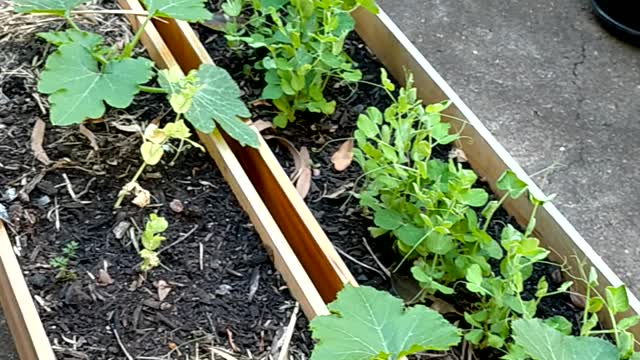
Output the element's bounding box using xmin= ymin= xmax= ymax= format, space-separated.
xmin=353 ymin=70 xmax=498 ymax=296
xmin=220 ymin=0 xmax=378 ymax=127
xmin=139 ymin=213 xmax=168 ymax=272
xmin=14 ymin=0 xmax=259 ymax=144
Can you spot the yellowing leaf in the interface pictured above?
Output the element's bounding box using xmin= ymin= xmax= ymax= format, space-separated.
xmin=14 ymin=0 xmax=88 ymax=15
xmin=141 ymin=142 xmax=164 ymax=165
xmin=310 ymin=285 xmax=461 ymax=360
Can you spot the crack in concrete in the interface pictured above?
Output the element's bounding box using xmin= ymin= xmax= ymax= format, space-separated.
xmin=571 ymin=35 xmax=587 ymax=122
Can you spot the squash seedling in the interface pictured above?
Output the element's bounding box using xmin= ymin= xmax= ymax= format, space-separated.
xmin=139 ymin=213 xmax=168 ymax=272
xmin=13 ymin=0 xmax=259 ymax=149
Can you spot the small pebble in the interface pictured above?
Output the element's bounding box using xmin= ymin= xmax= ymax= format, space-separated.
xmin=169 ymin=199 xmax=184 ymax=213
xmin=34 ymin=195 xmax=51 ymax=207
xmin=215 ymin=284 xmax=233 ymax=296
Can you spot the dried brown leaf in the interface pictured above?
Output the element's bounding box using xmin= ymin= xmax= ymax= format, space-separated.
xmin=426 ymin=295 xmax=457 ymax=314
xmin=156 ymin=280 xmax=172 ymax=302
xmin=253 ymin=120 xmax=273 ymax=132
xmin=331 ymin=139 xmax=354 ymax=171
xmin=79 ymin=124 xmax=99 ymax=151
xmin=296 ymin=168 xmax=312 ymax=199
xmin=31 ymin=119 xmax=51 ymax=165
xmin=97 ymin=269 xmax=114 ymax=287
xmin=449 ymin=147 xmax=468 ymax=163
xmin=112 ymin=122 xmax=142 ymax=133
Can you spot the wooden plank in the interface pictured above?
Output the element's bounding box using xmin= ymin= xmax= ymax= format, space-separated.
xmin=0 ymin=222 xmax=55 ymax=360
xmin=118 ymin=0 xmax=328 ymax=319
xmin=151 ymin=17 xmax=357 ymax=303
xmin=351 ymin=7 xmax=640 ymax=327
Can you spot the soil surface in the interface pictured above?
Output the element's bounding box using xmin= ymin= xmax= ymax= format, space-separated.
xmin=195 ymin=5 xmax=587 ymax=358
xmin=0 ymin=7 xmax=311 ymax=360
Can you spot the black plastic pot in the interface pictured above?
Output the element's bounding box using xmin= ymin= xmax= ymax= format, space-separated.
xmin=591 ymin=0 xmax=640 ymax=45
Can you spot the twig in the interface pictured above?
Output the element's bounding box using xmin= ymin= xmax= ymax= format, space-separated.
xmin=157 ymin=225 xmax=198 ymax=255
xmin=335 ymin=246 xmax=386 ymax=278
xmin=226 ymin=328 xmax=238 ymax=353
xmin=362 ymin=237 xmax=390 ymax=278
xmin=112 ymin=325 xmax=134 ymax=360
xmin=199 ymin=242 xmax=204 ymax=271
xmin=277 ymin=303 xmax=299 ymax=360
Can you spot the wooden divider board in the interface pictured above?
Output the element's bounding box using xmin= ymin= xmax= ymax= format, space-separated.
xmin=150 ymin=18 xmax=358 ymax=303
xmin=117 ymin=0 xmax=328 ymax=319
xmin=151 ymin=1 xmax=640 ymax=335
xmin=0 ymin=222 xmax=55 ymax=360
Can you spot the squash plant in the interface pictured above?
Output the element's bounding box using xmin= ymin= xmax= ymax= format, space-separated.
xmin=220 ymin=0 xmax=378 ymax=127
xmin=13 ymin=0 xmax=259 ymax=147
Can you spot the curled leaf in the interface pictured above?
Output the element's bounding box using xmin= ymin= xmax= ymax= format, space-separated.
xmin=330 ymin=139 xmax=354 ymax=171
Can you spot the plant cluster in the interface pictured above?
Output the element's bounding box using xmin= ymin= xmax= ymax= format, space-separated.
xmin=220 ymin=0 xmax=378 ymax=127
xmin=49 ymin=240 xmax=79 ymax=281
xmin=342 ymin=70 xmax=640 ymax=359
xmin=15 ymin=0 xmax=259 ymax=145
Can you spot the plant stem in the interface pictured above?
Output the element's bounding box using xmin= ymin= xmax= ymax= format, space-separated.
xmin=65 ymin=15 xmax=81 ymax=31
xmin=138 ymin=86 xmax=168 ymax=94
xmin=393 ymin=230 xmax=433 ymax=272
xmin=121 ymin=14 xmax=154 ymax=59
xmin=482 ymin=192 xmax=509 ymax=232
xmin=71 ymin=9 xmax=149 ymax=16
xmin=524 ymin=202 xmax=540 ymax=238
xmin=114 ymin=163 xmax=147 ymax=208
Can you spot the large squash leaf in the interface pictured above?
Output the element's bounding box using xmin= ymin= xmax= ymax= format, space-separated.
xmin=37 ymin=29 xmax=102 ymax=49
xmin=38 ymin=43 xmax=153 ymax=125
xmin=13 ymin=0 xmax=88 ymax=15
xmin=310 ymin=285 xmax=461 ymax=360
xmin=158 ymin=64 xmax=258 ymax=148
xmin=142 ymin=0 xmax=211 ymax=21
xmin=512 ymin=319 xmax=618 ymax=360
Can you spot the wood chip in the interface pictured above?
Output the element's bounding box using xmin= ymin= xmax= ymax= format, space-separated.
xmin=331 ymin=139 xmax=354 ymax=171
xmin=449 ymin=147 xmax=468 ymax=162
xmin=97 ymin=269 xmax=114 ymax=287
xmin=31 ymin=118 xmax=51 ymax=165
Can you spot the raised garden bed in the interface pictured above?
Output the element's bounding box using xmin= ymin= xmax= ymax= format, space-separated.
xmin=148 ymin=1 xmax=640 ymax=359
xmin=0 ymin=1 xmax=327 ymax=359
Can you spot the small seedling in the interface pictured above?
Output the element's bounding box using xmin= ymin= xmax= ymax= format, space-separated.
xmin=139 ymin=214 xmax=168 ymax=272
xmin=49 ymin=241 xmax=79 ymax=282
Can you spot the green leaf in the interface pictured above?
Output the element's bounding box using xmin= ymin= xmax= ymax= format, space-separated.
xmin=142 ymin=0 xmax=212 ymax=21
xmin=380 ymin=68 xmax=395 ymax=91
xmin=464 ymin=329 xmax=484 ymax=345
xmin=536 ymin=277 xmax=548 ymax=298
xmin=426 ymin=233 xmax=455 ymax=255
xmin=357 ymin=112 xmax=380 ymax=137
xmin=356 ymin=0 xmax=379 ymax=14
xmin=497 ymin=170 xmax=528 ymax=199
xmin=394 ymin=224 xmax=426 ymax=246
xmin=221 ymin=0 xmax=242 ymax=16
xmin=487 ymin=333 xmax=505 ymax=349
xmin=262 ymin=84 xmax=283 ymax=99
xmin=13 ymin=0 xmax=88 ymax=15
xmin=373 ymin=208 xmax=404 ymax=230
xmin=606 ymin=285 xmax=630 ymax=315
xmin=146 ymin=213 xmax=168 ymax=234
xmin=619 ymin=315 xmax=640 ymax=330
xmin=310 ymin=285 xmax=461 ymax=360
xmin=460 ymin=188 xmax=489 ymax=207
xmin=37 ymin=29 xmax=102 ymax=48
xmin=38 ymin=44 xmax=153 ymax=126
xmin=512 ymin=319 xmax=618 ymax=360
xmin=619 ymin=331 xmax=635 ymax=359
xmin=167 ymin=64 xmax=258 ymax=148
xmin=543 ymin=316 xmax=572 ymax=336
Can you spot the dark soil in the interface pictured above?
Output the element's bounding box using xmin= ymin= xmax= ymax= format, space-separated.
xmin=195 ymin=5 xmax=587 ymax=358
xmin=0 ymin=9 xmax=311 ymax=360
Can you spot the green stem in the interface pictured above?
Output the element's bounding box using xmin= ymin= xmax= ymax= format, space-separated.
xmin=138 ymin=85 xmax=168 ymax=94
xmin=65 ymin=15 xmax=81 ymax=31
xmin=121 ymin=14 xmax=154 ymax=59
xmin=393 ymin=230 xmax=433 ymax=272
xmin=482 ymin=192 xmax=509 ymax=232
xmin=524 ymin=202 xmax=540 ymax=238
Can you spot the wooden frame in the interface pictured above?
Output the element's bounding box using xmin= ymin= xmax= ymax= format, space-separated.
xmin=0 ymin=2 xmax=328 ymax=358
xmin=150 ymin=4 xmax=640 ymax=332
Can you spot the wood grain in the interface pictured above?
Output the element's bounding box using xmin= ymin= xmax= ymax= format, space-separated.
xmin=0 ymin=222 xmax=55 ymax=360
xmin=118 ymin=0 xmax=328 ymax=319
xmin=151 ymin=17 xmax=358 ymax=303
